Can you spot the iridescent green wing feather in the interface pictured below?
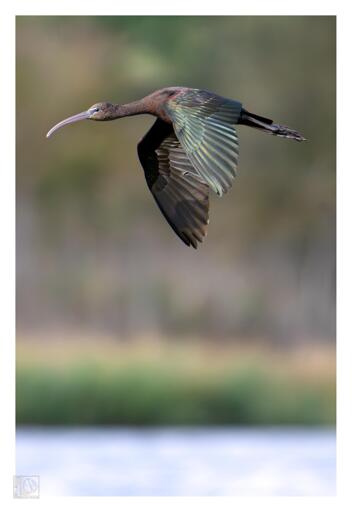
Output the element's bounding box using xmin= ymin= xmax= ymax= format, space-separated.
xmin=165 ymin=89 xmax=242 ymax=196
xmin=138 ymin=119 xmax=209 ymax=248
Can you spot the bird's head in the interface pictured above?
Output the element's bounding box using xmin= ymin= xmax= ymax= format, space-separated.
xmin=46 ymin=102 xmax=116 ymax=138
xmin=87 ymin=102 xmax=116 ymax=120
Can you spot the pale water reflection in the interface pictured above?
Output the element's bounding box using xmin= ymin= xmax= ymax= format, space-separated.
xmin=16 ymin=427 xmax=335 ymax=496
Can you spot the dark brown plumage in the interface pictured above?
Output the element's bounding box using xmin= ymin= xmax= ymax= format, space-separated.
xmin=46 ymin=87 xmax=306 ymax=248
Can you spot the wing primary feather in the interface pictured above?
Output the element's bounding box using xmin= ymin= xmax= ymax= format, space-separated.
xmin=138 ymin=119 xmax=210 ymax=248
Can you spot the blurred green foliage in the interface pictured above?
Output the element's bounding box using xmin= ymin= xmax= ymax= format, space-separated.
xmin=17 ymin=341 xmax=335 ymax=426
xmin=16 ymin=16 xmax=335 ymax=341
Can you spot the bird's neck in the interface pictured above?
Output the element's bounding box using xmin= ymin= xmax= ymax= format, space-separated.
xmin=113 ymin=100 xmax=149 ymax=118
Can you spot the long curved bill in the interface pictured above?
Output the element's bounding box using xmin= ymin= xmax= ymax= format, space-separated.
xmin=46 ymin=111 xmax=90 ymax=138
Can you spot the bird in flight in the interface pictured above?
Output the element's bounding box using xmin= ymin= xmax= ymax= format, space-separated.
xmin=47 ymin=87 xmax=306 ymax=248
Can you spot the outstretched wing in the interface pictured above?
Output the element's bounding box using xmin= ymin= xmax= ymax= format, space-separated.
xmin=137 ymin=119 xmax=209 ymax=248
xmin=165 ymin=89 xmax=242 ymax=196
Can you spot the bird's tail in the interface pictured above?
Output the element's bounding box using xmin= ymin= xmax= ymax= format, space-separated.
xmin=239 ymin=109 xmax=306 ymax=142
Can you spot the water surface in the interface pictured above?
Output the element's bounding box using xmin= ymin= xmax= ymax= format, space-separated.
xmin=16 ymin=427 xmax=335 ymax=496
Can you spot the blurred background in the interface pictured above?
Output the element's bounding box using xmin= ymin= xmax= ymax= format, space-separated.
xmin=16 ymin=16 xmax=336 ymax=495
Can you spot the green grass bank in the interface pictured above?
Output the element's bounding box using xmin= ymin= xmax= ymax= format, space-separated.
xmin=16 ymin=336 xmax=335 ymax=426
